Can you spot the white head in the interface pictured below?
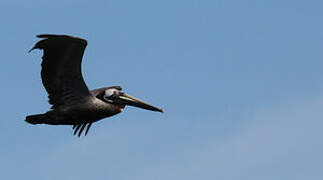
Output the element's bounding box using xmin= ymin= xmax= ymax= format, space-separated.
xmin=103 ymin=88 xmax=121 ymax=103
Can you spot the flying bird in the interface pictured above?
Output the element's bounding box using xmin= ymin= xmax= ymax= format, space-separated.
xmin=26 ymin=34 xmax=163 ymax=137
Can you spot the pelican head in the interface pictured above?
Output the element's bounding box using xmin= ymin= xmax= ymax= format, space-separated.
xmin=100 ymin=87 xmax=163 ymax=113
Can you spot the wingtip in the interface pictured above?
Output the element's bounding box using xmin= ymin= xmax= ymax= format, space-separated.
xmin=28 ymin=47 xmax=36 ymax=53
xmin=36 ymin=34 xmax=54 ymax=37
xmin=36 ymin=34 xmax=87 ymax=44
xmin=36 ymin=34 xmax=58 ymax=38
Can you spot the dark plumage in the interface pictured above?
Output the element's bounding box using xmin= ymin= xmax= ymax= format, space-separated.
xmin=26 ymin=34 xmax=163 ymax=137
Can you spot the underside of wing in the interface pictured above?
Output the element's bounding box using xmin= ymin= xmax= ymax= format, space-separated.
xmin=30 ymin=34 xmax=91 ymax=108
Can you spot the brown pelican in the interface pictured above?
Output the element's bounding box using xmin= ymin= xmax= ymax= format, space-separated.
xmin=26 ymin=34 xmax=163 ymax=137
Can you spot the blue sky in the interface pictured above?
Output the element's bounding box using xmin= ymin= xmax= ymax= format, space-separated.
xmin=1 ymin=0 xmax=323 ymax=179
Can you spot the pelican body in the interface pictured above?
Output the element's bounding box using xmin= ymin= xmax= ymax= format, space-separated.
xmin=26 ymin=34 xmax=163 ymax=136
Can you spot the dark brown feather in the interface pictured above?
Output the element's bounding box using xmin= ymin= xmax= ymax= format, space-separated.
xmin=73 ymin=125 xmax=81 ymax=135
xmin=78 ymin=124 xmax=87 ymax=137
xmin=30 ymin=34 xmax=90 ymax=108
xmin=85 ymin=123 xmax=92 ymax=136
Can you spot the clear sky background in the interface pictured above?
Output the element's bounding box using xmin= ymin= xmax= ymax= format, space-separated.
xmin=0 ymin=0 xmax=322 ymax=179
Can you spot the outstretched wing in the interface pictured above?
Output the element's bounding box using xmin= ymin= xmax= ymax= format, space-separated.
xmin=30 ymin=34 xmax=91 ymax=108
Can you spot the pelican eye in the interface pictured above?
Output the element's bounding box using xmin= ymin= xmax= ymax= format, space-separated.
xmin=103 ymin=88 xmax=119 ymax=102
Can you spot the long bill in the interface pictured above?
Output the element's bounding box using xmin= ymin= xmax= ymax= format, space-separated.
xmin=117 ymin=93 xmax=163 ymax=113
